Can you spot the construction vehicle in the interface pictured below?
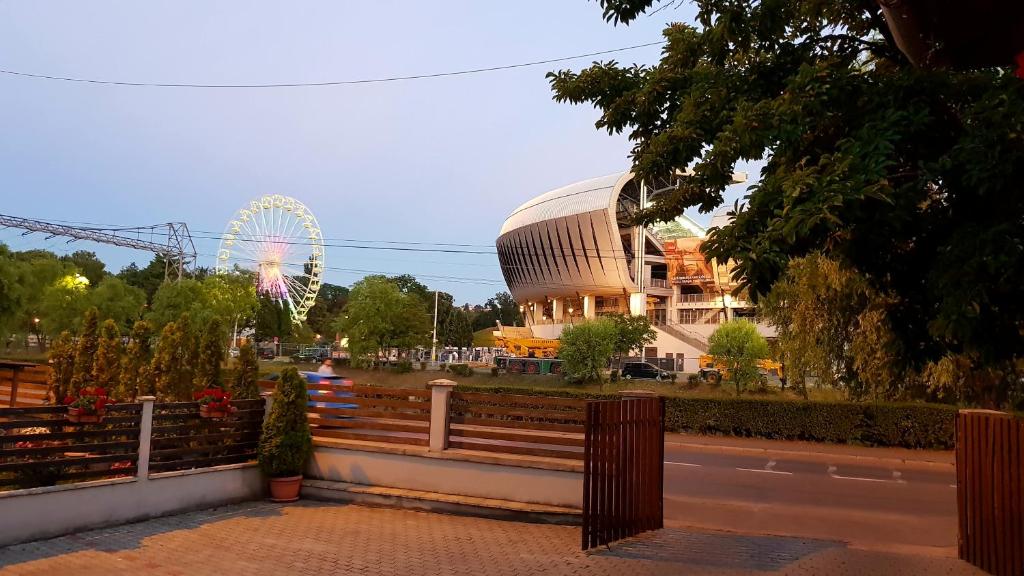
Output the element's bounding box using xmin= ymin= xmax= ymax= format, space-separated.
xmin=492 ymin=322 xmax=560 ymax=359
xmin=697 ymin=354 xmax=785 ymax=386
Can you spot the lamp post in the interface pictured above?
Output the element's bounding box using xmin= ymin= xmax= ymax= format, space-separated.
xmin=567 ymin=307 xmax=574 ymax=327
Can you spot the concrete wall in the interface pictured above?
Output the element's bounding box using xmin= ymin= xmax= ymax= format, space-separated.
xmin=308 ymin=445 xmax=582 ymax=509
xmin=0 ymin=463 xmax=264 ymax=547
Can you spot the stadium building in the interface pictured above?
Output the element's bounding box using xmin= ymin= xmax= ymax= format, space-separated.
xmin=496 ymin=171 xmax=773 ymax=372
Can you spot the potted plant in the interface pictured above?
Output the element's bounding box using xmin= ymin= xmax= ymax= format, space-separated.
xmin=65 ymin=387 xmax=110 ymax=423
xmin=258 ymin=367 xmax=312 ymax=502
xmin=195 ymin=387 xmax=236 ymax=418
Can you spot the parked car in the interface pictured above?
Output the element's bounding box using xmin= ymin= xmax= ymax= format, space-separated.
xmin=291 ymin=349 xmax=328 ymax=364
xmin=258 ymin=348 xmax=276 ymax=360
xmin=621 ymin=361 xmax=672 ymax=381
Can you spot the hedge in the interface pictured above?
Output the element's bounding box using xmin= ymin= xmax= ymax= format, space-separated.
xmin=453 ymin=385 xmax=958 ymax=450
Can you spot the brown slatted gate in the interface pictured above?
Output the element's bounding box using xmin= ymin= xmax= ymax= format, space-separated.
xmin=582 ymin=397 xmax=664 ymax=550
xmin=956 ymin=409 xmax=1024 ymax=576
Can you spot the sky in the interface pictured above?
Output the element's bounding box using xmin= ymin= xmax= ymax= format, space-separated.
xmin=0 ymin=1 xmax=759 ymax=304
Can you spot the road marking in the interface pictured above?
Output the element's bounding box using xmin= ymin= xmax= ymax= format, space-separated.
xmin=736 ymin=459 xmax=793 ymax=475
xmin=664 ymin=461 xmax=702 ymax=467
xmin=949 ymin=484 xmax=958 ymax=488
xmin=827 ymin=465 xmax=906 ymax=484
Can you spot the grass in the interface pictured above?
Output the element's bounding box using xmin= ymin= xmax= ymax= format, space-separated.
xmin=257 ymin=360 xmax=847 ymax=401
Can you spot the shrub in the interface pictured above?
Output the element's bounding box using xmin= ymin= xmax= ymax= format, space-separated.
xmin=708 ymin=320 xmax=770 ymax=396
xmin=70 ymin=307 xmax=100 ymax=394
xmin=94 ymin=320 xmax=123 ymax=400
xmin=610 ymin=369 xmax=619 ymax=382
xmin=449 ymin=363 xmax=473 ymax=377
xmin=121 ymin=321 xmax=154 ymax=399
xmin=47 ymin=331 xmax=75 ymax=404
xmin=491 ymin=367 xmax=500 ymax=377
xmin=231 ymin=342 xmax=260 ymax=400
xmin=420 ymin=361 xmax=427 ymax=371
xmin=194 ymin=317 xmax=225 ymax=390
xmin=686 ymin=374 xmax=700 ymax=388
xmin=438 ymin=363 xmax=447 ymax=372
xmin=258 ymin=367 xmax=313 ymax=478
xmin=560 ymin=319 xmax=616 ymax=382
xmin=669 ymin=372 xmax=678 ymax=383
xmin=392 ymin=360 xmax=413 ymax=374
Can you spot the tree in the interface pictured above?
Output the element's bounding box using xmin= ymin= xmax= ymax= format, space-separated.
xmin=559 ymin=318 xmax=617 ymax=383
xmin=334 ymin=276 xmax=429 ymax=366
xmin=194 ymin=317 xmax=226 ymax=390
xmin=607 ymin=313 xmax=657 ymax=364
xmin=93 ymin=320 xmax=123 ymax=398
xmin=550 ymin=1 xmax=1024 ymax=406
xmin=708 ymin=320 xmax=770 ymax=396
xmin=152 ymin=321 xmax=192 ymax=401
xmin=175 ymin=312 xmax=199 ymax=392
xmin=442 ymin=306 xmax=474 ymax=349
xmin=486 ymin=292 xmax=523 ymax=326
xmin=254 ymin=295 xmax=291 ymax=342
xmin=231 ymin=341 xmax=260 ymax=400
xmin=122 ymin=321 xmax=155 ymax=398
xmin=88 ymin=277 xmax=146 ymax=332
xmin=37 ymin=273 xmax=91 ymax=343
xmin=148 ymin=279 xmax=207 ymax=331
xmin=70 ymin=307 xmax=100 ymax=394
xmin=117 ymin=256 xmax=168 ymax=303
xmin=47 ymin=331 xmax=75 ymax=404
xmin=60 ymin=251 xmax=107 ymax=286
xmin=201 ymin=273 xmax=258 ymax=335
xmin=306 ymin=283 xmax=349 ymax=338
xmin=258 ymin=366 xmax=312 ymax=478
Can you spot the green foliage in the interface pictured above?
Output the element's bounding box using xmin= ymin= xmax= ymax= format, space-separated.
xmin=559 ymin=318 xmax=616 ymax=383
xmin=551 ymin=1 xmax=1024 ymax=406
xmin=305 ymin=283 xmax=349 ymax=340
xmin=391 ymin=360 xmax=413 ymax=374
xmin=453 ymin=384 xmax=957 ymax=449
xmin=38 ymin=274 xmax=90 ymax=340
xmin=93 ymin=320 xmax=123 ymax=399
xmin=151 ymin=320 xmax=195 ymax=401
xmin=88 ymin=277 xmax=146 ymax=332
xmin=70 ymin=307 xmax=100 ymax=395
xmin=255 ymin=296 xmax=292 ymax=342
xmin=231 ymin=341 xmax=260 ymax=400
xmin=448 ymin=363 xmax=473 ymax=377
xmin=442 ymin=307 xmax=474 ymax=349
xmin=258 ymin=367 xmax=313 ymax=478
xmin=606 ymin=313 xmax=657 ymax=362
xmin=334 ymin=276 xmax=430 ymax=365
xmin=708 ymin=320 xmax=770 ymax=396
xmin=194 ymin=316 xmax=226 ymax=390
xmin=122 ymin=321 xmax=155 ymax=398
xmin=147 ymin=275 xmax=257 ymax=335
xmin=116 ymin=256 xmax=169 ymax=303
xmin=59 ymin=251 xmax=107 ymax=286
xmin=47 ymin=331 xmax=75 ymax=403
xmin=148 ymin=279 xmax=206 ymax=330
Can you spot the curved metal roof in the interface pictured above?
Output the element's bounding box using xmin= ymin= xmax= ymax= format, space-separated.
xmin=498 ymin=172 xmax=630 ymax=236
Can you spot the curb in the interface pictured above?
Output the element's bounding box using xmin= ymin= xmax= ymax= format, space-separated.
xmin=665 ymin=440 xmax=955 ymax=471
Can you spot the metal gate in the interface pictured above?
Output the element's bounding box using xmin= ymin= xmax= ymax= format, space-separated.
xmin=582 ymin=397 xmax=664 ymax=550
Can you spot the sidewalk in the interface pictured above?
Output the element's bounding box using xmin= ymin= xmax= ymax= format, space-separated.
xmin=0 ymin=501 xmax=979 ymax=575
xmin=666 ymin=432 xmax=954 ymax=469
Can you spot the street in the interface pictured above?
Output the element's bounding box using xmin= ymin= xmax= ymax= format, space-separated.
xmin=661 ymin=440 xmax=957 ymax=555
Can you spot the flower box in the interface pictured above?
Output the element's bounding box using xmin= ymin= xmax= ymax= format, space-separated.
xmin=199 ymin=404 xmax=237 ymax=419
xmin=67 ymin=407 xmax=105 ymax=423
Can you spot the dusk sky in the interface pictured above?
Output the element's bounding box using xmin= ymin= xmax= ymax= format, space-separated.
xmin=0 ymin=1 xmax=758 ymax=304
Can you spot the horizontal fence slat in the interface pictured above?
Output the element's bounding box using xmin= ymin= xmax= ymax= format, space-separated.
xmin=151 ymin=431 xmax=260 ymax=448
xmin=0 ymin=405 xmax=68 ymax=416
xmin=307 ymin=406 xmax=429 ymax=422
xmin=149 ymin=453 xmax=255 ymax=473
xmin=450 ymin=406 xmax=586 ymax=422
xmin=311 ymin=428 xmax=428 ymax=446
xmin=149 ymin=441 xmax=259 ymax=459
xmin=447 ymin=439 xmax=583 ymax=460
xmin=0 ymin=466 xmax=137 ymax=488
xmin=152 ymin=408 xmax=265 ymax=422
xmin=449 ymin=415 xmax=583 ymax=433
xmin=349 ymin=386 xmax=430 ymax=399
xmin=449 ymin=426 xmax=585 ymax=447
xmin=346 ymin=397 xmax=430 ymax=411
xmin=151 ymin=421 xmax=261 ymax=435
xmin=450 ymin=391 xmax=585 ymax=409
xmin=308 ymin=418 xmax=428 ymax=434
xmin=0 ymin=428 xmax=140 ymax=443
xmin=0 ymin=414 xmax=140 ymax=429
xmin=0 ymin=439 xmax=138 ymax=458
xmin=0 ymin=452 xmax=137 ymax=472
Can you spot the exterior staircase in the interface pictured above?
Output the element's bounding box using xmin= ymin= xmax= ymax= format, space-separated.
xmin=656 ymin=322 xmax=709 ymax=353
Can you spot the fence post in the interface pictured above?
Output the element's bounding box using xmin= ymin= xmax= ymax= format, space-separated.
xmin=427 ymin=379 xmax=457 ymax=452
xmin=261 ymin=391 xmax=273 ymax=421
xmin=137 ymin=396 xmax=156 ymax=481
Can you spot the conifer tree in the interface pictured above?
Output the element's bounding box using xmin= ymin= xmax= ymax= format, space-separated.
xmin=47 ymin=331 xmax=75 ymax=404
xmin=194 ymin=317 xmax=225 ymax=390
xmin=122 ymin=320 xmax=154 ymax=398
xmin=93 ymin=319 xmax=122 ymax=397
xmin=231 ymin=341 xmax=260 ymax=399
xmin=70 ymin=307 xmax=100 ymax=395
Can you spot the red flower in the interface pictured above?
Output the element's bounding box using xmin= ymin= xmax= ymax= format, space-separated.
xmin=1017 ymin=52 xmax=1024 ymax=80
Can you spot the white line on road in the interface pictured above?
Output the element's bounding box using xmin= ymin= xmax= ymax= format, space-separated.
xmin=664 ymin=461 xmax=702 ymax=467
xmin=736 ymin=459 xmax=793 ymax=475
xmin=827 ymin=465 xmax=906 ymax=484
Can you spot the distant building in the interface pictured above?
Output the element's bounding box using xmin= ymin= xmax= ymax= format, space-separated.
xmin=496 ymin=171 xmax=773 ymax=372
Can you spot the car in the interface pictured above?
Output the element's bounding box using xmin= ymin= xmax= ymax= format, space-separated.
xmin=620 ymin=361 xmax=672 ymax=381
xmin=228 ymin=347 xmax=240 ymax=359
xmin=258 ymin=348 xmax=276 ymax=360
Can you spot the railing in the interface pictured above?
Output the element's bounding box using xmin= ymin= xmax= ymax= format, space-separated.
xmin=149 ymin=399 xmax=265 ymax=473
xmin=0 ymin=366 xmax=49 ymax=407
xmin=956 ymin=410 xmax=1024 ymax=576
xmin=448 ymin=391 xmax=585 ymax=460
xmin=0 ymin=404 xmax=142 ymax=491
xmin=678 ymin=293 xmax=715 ymax=304
xmin=582 ymin=397 xmax=664 ymax=550
xmin=648 ymin=278 xmax=669 ymax=289
xmin=307 ymin=383 xmax=431 ymax=447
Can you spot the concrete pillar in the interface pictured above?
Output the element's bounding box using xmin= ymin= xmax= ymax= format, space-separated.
xmin=551 ymin=298 xmax=564 ymax=323
xmin=137 ymin=396 xmax=155 ymax=481
xmin=583 ymin=295 xmax=596 ymax=319
xmin=261 ymin=391 xmax=274 ymax=420
xmin=427 ymin=379 xmax=457 ymax=452
xmin=629 ymin=292 xmax=647 ymax=316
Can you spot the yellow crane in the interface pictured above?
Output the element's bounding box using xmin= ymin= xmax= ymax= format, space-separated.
xmin=697 ymin=354 xmax=785 ymax=385
xmin=492 ymin=322 xmax=560 ymax=358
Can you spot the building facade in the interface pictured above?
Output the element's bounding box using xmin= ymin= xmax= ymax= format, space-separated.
xmin=496 ymin=171 xmax=772 ymax=372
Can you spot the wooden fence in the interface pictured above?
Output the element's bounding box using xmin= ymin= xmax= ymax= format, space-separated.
xmin=0 ymin=403 xmax=142 ymax=490
xmin=0 ymin=366 xmax=50 ymax=408
xmin=582 ymin=397 xmax=665 ymax=551
xmin=149 ymin=399 xmax=266 ymax=473
xmin=957 ymin=410 xmax=1024 ymax=576
xmin=448 ymin=391 xmax=585 ymax=460
xmin=301 ymin=380 xmax=431 ymax=447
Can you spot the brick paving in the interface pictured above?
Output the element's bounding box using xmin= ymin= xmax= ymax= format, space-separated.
xmin=0 ymin=501 xmax=981 ymax=575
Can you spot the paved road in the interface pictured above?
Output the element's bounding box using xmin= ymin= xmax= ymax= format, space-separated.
xmin=0 ymin=501 xmax=980 ymax=575
xmin=661 ymin=442 xmax=957 ymax=555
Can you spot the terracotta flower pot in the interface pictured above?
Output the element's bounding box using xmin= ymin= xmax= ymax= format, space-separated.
xmin=199 ymin=405 xmax=232 ymax=419
xmin=67 ymin=407 xmax=104 ymax=424
xmin=269 ymin=475 xmax=302 ymax=502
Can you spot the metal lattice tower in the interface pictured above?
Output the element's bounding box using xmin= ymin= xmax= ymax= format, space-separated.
xmin=0 ymin=214 xmax=197 ymax=281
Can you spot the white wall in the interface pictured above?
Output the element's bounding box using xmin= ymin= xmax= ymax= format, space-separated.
xmin=0 ymin=464 xmax=264 ymax=547
xmin=308 ymin=445 xmax=582 ymax=509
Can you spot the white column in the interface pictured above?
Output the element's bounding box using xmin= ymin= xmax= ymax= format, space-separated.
xmin=137 ymin=396 xmax=155 ymax=481
xmin=427 ymin=379 xmax=457 ymax=452
xmin=583 ymin=295 xmax=596 ymax=319
xmin=629 ymin=292 xmax=647 ymax=316
xmin=551 ymin=298 xmax=564 ymax=323
xmin=262 ymin=390 xmax=274 ymax=420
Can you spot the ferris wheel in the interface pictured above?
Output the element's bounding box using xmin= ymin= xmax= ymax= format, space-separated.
xmin=216 ymin=195 xmax=324 ymax=324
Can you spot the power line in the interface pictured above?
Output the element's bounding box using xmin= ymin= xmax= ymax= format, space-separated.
xmin=0 ymin=41 xmax=664 ymax=89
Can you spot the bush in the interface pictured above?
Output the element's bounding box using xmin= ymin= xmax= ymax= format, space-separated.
xmin=438 ymin=363 xmax=447 ymax=372
xmin=451 ymin=384 xmax=957 ymax=449
xmin=420 ymin=361 xmax=427 ymax=371
xmin=391 ymin=360 xmax=413 ymax=374
xmin=258 ymin=367 xmax=313 ymax=478
xmin=610 ymin=369 xmax=619 ymax=382
xmin=686 ymin=374 xmax=700 ymax=388
xmin=449 ymin=363 xmax=473 ymax=377
xmin=491 ymin=367 xmax=500 ymax=377
xmin=669 ymin=372 xmax=678 ymax=383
